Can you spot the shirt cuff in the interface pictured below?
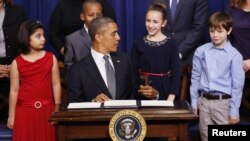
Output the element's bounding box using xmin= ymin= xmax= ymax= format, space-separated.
xmin=230 ymin=107 xmax=239 ymax=117
xmin=179 ymin=53 xmax=183 ymax=59
xmin=191 ymin=99 xmax=198 ymax=108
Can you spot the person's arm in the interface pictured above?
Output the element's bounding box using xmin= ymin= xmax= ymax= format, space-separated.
xmin=229 ymin=52 xmax=245 ymax=123
xmin=168 ymin=42 xmax=181 ymax=101
xmin=178 ymin=0 xmax=208 ymax=59
xmin=66 ymin=64 xmax=84 ymax=102
xmin=52 ymin=55 xmax=61 ymax=112
xmin=130 ymin=41 xmax=147 ymax=100
xmin=128 ymin=54 xmax=137 ymax=100
xmin=49 ymin=3 xmax=65 ymax=54
xmin=64 ymin=37 xmax=75 ymax=69
xmin=7 ymin=60 xmax=19 ymax=129
xmin=190 ymin=48 xmax=203 ymax=114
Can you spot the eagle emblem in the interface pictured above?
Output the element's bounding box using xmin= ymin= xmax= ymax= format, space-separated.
xmin=120 ymin=119 xmax=137 ymax=139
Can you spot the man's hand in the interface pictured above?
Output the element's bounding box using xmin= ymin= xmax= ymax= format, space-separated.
xmin=93 ymin=93 xmax=111 ymax=103
xmin=138 ymin=85 xmax=158 ymax=99
xmin=0 ymin=64 xmax=10 ymax=78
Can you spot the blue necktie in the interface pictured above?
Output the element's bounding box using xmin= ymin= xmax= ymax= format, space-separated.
xmin=103 ymin=55 xmax=116 ymax=99
xmin=171 ymin=0 xmax=177 ymax=20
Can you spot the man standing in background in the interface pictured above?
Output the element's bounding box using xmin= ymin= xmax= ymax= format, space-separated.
xmin=152 ymin=0 xmax=208 ymax=65
xmin=0 ymin=0 xmax=26 ymax=121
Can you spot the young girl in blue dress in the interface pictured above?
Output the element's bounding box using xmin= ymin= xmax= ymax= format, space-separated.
xmin=131 ymin=4 xmax=181 ymax=101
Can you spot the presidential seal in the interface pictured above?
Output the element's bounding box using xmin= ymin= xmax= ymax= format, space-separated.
xmin=109 ymin=110 xmax=147 ymax=141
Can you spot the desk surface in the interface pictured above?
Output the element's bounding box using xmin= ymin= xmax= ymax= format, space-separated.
xmin=49 ymin=101 xmax=197 ymax=141
xmin=49 ymin=101 xmax=197 ymax=122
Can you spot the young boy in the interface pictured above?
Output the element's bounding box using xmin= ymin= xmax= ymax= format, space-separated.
xmin=190 ymin=12 xmax=245 ymax=141
xmin=64 ymin=0 xmax=103 ymax=69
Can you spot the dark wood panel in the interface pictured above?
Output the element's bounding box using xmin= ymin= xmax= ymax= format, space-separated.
xmin=50 ymin=101 xmax=198 ymax=141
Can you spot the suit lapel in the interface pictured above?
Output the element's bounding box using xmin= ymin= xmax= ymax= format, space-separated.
xmin=165 ymin=0 xmax=174 ymax=28
xmin=85 ymin=54 xmax=111 ymax=96
xmin=173 ymin=0 xmax=185 ymax=23
xmin=80 ymin=28 xmax=92 ymax=50
xmin=3 ymin=6 xmax=11 ymax=26
xmin=110 ymin=53 xmax=121 ymax=99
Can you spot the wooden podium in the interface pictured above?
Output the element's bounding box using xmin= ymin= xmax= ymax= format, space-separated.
xmin=49 ymin=101 xmax=197 ymax=141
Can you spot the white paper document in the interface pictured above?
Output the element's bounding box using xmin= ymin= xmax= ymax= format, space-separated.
xmin=104 ymin=100 xmax=137 ymax=107
xmin=67 ymin=102 xmax=101 ymax=109
xmin=141 ymin=100 xmax=174 ymax=107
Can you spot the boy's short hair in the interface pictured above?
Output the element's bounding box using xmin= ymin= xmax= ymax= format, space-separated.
xmin=209 ymin=12 xmax=232 ymax=31
xmin=81 ymin=0 xmax=102 ymax=13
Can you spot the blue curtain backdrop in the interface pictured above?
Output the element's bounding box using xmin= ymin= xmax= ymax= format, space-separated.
xmin=13 ymin=0 xmax=230 ymax=56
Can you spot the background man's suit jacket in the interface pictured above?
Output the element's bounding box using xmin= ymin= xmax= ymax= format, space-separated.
xmin=67 ymin=52 xmax=135 ymax=102
xmin=64 ymin=27 xmax=91 ymax=69
xmin=153 ymin=0 xmax=208 ymax=65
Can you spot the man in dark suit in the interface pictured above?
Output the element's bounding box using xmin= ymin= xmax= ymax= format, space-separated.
xmin=152 ymin=0 xmax=208 ymax=65
xmin=64 ymin=0 xmax=103 ymax=69
xmin=67 ymin=17 xmax=135 ymax=102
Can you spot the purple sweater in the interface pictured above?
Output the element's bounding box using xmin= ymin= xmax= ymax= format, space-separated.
xmin=230 ymin=7 xmax=250 ymax=60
